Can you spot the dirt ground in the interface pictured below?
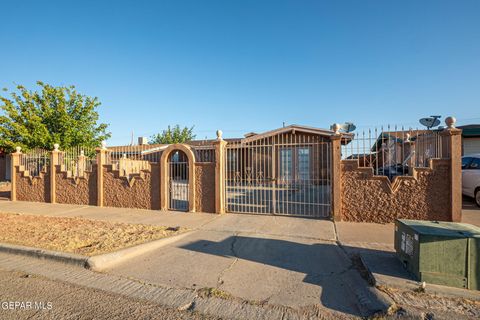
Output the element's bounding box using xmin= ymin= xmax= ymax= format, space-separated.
xmin=0 ymin=212 xmax=186 ymax=256
xmin=379 ymin=285 xmax=480 ymax=320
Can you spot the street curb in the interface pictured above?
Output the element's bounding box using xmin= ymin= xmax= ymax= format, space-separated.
xmin=86 ymin=230 xmax=195 ymax=271
xmin=0 ymin=231 xmax=194 ymax=272
xmin=0 ymin=242 xmax=88 ymax=268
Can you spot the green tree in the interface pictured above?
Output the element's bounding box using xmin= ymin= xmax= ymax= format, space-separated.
xmin=0 ymin=81 xmax=111 ymax=152
xmin=150 ymin=125 xmax=196 ymax=144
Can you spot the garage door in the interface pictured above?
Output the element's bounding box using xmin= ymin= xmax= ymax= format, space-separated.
xmin=464 ymin=138 xmax=480 ymax=156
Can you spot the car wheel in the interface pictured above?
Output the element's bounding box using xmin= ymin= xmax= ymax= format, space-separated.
xmin=476 ymin=189 xmax=480 ymax=208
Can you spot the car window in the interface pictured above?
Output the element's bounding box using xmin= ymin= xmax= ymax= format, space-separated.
xmin=469 ymin=158 xmax=480 ymax=169
xmin=462 ymin=157 xmax=472 ymax=169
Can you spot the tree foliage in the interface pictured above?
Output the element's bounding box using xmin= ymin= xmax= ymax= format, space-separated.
xmin=150 ymin=125 xmax=196 ymax=144
xmin=0 ymin=81 xmax=111 ymax=152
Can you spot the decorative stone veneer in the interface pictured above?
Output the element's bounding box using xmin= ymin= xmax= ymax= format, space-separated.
xmin=15 ymin=167 xmax=50 ymax=203
xmin=341 ymin=159 xmax=451 ymax=223
xmin=55 ymin=165 xmax=97 ymax=205
xmin=194 ymin=163 xmax=215 ymax=213
xmin=103 ymin=164 xmax=160 ymax=210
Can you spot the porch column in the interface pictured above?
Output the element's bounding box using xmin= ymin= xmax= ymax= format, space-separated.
xmin=330 ymin=124 xmax=342 ymax=221
xmin=440 ymin=117 xmax=462 ymax=222
xmin=213 ymin=130 xmax=227 ymax=214
xmin=50 ymin=144 xmax=60 ymax=203
xmin=10 ymin=147 xmax=21 ymax=201
xmin=96 ymin=142 xmax=108 ymax=207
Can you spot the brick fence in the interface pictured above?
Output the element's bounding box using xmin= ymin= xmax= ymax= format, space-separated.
xmin=9 ymin=121 xmax=463 ymax=223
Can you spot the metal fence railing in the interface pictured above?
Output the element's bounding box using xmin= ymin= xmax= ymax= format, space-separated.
xmin=105 ymin=145 xmax=163 ymax=177
xmin=341 ymin=125 xmax=444 ymax=179
xmin=193 ymin=146 xmax=216 ymax=163
xmin=20 ymin=148 xmax=50 ymax=177
xmin=58 ymin=146 xmax=97 ymax=177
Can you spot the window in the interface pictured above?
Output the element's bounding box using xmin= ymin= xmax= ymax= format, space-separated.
xmin=279 ymin=148 xmax=292 ymax=182
xmin=297 ymin=148 xmax=310 ymax=180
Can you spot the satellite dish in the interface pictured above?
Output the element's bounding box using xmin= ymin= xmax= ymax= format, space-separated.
xmin=340 ymin=122 xmax=356 ymax=133
xmin=419 ymin=115 xmax=441 ymax=129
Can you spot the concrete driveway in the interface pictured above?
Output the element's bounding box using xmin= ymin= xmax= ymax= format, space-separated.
xmin=108 ymin=214 xmax=385 ymax=317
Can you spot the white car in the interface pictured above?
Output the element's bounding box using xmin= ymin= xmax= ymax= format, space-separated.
xmin=462 ymin=154 xmax=480 ymax=207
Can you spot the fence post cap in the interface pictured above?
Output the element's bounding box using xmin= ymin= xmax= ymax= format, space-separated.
xmin=445 ymin=116 xmax=456 ymax=129
xmin=53 ymin=143 xmax=60 ymax=151
xmin=332 ymin=123 xmax=341 ymax=134
xmin=101 ymin=141 xmax=107 ymax=150
xmin=216 ymin=130 xmax=223 ymax=140
xmin=15 ymin=146 xmax=21 ymax=153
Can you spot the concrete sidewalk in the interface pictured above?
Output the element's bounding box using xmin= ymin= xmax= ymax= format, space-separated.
xmin=0 ymin=201 xmax=218 ymax=229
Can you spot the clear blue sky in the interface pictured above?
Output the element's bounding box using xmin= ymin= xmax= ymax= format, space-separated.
xmin=1 ymin=0 xmax=479 ymax=145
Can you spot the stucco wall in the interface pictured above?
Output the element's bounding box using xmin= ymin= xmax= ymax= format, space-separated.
xmin=103 ymin=164 xmax=160 ymax=210
xmin=15 ymin=167 xmax=50 ymax=203
xmin=56 ymin=165 xmax=97 ymax=205
xmin=194 ymin=163 xmax=215 ymax=213
xmin=341 ymin=159 xmax=451 ymax=223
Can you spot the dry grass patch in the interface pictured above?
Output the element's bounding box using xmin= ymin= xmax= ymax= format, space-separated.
xmin=0 ymin=212 xmax=187 ymax=256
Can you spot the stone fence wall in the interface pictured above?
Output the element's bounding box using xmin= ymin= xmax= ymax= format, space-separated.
xmin=10 ymin=142 xmax=223 ymax=214
xmin=9 ymin=122 xmax=462 ymax=223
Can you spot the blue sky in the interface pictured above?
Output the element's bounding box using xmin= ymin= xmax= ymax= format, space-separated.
xmin=1 ymin=0 xmax=479 ymax=145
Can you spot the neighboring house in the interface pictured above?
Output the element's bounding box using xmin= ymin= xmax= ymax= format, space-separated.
xmin=458 ymin=124 xmax=480 ymax=156
xmin=0 ymin=150 xmax=11 ymax=181
xmin=367 ymin=130 xmax=441 ymax=169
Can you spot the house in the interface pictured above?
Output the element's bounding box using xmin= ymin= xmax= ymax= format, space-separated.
xmin=359 ymin=129 xmax=442 ymax=171
xmin=458 ymin=124 xmax=480 ymax=155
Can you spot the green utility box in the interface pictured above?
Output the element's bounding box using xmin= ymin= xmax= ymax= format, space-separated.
xmin=394 ymin=219 xmax=480 ymax=290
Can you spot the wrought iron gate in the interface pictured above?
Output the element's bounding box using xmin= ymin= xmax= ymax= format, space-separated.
xmin=168 ymin=150 xmax=189 ymax=211
xmin=225 ymin=132 xmax=332 ymax=218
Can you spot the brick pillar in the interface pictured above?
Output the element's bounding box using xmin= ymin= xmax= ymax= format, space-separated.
xmin=213 ymin=130 xmax=227 ymax=214
xmin=50 ymin=144 xmax=60 ymax=203
xmin=330 ymin=126 xmax=342 ymax=221
xmin=440 ymin=117 xmax=462 ymax=222
xmin=10 ymin=147 xmax=22 ymax=201
xmin=96 ymin=144 xmax=108 ymax=207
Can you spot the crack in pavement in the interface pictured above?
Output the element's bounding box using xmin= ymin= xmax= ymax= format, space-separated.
xmin=216 ymin=233 xmax=239 ymax=289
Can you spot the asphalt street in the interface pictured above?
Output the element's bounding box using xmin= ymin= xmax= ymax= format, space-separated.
xmin=0 ymin=269 xmax=221 ymax=320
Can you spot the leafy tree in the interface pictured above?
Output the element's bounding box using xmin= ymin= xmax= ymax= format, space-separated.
xmin=150 ymin=125 xmax=196 ymax=144
xmin=0 ymin=81 xmax=111 ymax=152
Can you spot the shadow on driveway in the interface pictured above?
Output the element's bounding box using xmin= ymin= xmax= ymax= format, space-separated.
xmin=180 ymin=235 xmax=389 ymax=316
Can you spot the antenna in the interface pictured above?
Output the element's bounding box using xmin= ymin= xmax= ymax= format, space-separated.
xmin=339 ymin=122 xmax=356 ymax=133
xmin=419 ymin=115 xmax=441 ymax=129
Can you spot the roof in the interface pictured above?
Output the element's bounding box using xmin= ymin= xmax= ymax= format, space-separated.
xmin=240 ymin=124 xmax=353 ymax=144
xmin=109 ymin=124 xmax=349 ymax=150
xmin=458 ymin=124 xmax=480 ymax=137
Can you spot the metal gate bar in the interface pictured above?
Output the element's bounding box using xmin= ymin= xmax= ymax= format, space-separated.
xmin=168 ymin=151 xmax=189 ymax=211
xmin=225 ymin=132 xmax=332 ymax=218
